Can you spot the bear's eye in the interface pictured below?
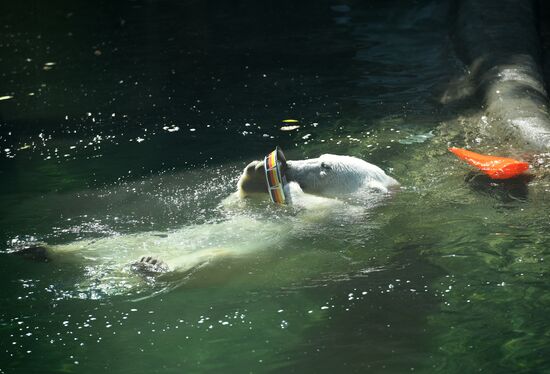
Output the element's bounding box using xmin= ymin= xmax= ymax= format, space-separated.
xmin=321 ymin=162 xmax=332 ymax=170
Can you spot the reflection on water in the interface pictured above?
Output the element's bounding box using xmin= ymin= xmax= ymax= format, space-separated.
xmin=1 ymin=0 xmax=550 ymax=373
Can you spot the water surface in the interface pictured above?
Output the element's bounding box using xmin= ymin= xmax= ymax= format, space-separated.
xmin=1 ymin=0 xmax=550 ymax=373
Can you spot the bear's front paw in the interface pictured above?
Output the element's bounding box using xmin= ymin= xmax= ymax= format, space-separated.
xmin=131 ymin=256 xmax=169 ymax=274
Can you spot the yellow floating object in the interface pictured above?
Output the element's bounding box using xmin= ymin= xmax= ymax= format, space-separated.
xmin=282 ymin=119 xmax=299 ymax=123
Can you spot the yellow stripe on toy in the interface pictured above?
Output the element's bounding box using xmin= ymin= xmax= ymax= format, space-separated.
xmin=264 ymin=148 xmax=287 ymax=204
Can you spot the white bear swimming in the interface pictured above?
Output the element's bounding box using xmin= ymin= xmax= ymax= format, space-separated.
xmin=15 ymin=152 xmax=398 ymax=295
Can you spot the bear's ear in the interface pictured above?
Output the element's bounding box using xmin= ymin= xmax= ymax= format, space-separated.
xmin=244 ymin=160 xmax=262 ymax=175
xmin=254 ymin=161 xmax=265 ymax=174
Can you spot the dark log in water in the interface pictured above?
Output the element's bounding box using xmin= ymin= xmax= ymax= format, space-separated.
xmin=450 ymin=0 xmax=550 ymax=150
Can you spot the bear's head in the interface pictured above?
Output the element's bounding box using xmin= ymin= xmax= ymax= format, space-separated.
xmin=237 ymin=153 xmax=398 ymax=199
xmin=285 ymin=154 xmax=398 ymax=196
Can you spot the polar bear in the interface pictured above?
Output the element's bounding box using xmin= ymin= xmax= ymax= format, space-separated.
xmin=14 ymin=152 xmax=398 ymax=291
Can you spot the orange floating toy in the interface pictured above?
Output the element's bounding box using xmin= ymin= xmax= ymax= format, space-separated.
xmin=449 ymin=147 xmax=529 ymax=179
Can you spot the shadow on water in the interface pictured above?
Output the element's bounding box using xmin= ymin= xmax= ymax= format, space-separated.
xmin=464 ymin=172 xmax=534 ymax=203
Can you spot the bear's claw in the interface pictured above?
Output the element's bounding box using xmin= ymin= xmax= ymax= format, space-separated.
xmin=131 ymin=256 xmax=169 ymax=274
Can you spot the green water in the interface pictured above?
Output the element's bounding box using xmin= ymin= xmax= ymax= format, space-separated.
xmin=1 ymin=0 xmax=550 ymax=373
